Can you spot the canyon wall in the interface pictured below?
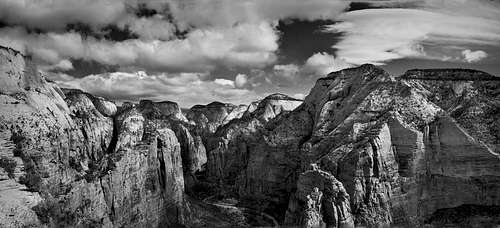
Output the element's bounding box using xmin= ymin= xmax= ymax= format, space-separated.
xmin=1 ymin=45 xmax=499 ymax=227
xmin=0 ymin=46 xmax=201 ymax=227
xmin=203 ymin=64 xmax=500 ymax=227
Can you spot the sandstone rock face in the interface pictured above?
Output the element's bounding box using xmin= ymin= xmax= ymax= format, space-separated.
xmin=203 ymin=64 xmax=499 ymax=227
xmin=1 ymin=43 xmax=499 ymax=227
xmin=284 ymin=168 xmax=354 ymax=228
xmin=186 ymin=101 xmax=248 ymax=139
xmin=0 ymin=46 xmax=75 ymax=228
xmin=133 ymin=100 xmax=207 ymax=192
xmin=107 ymin=106 xmax=186 ymax=226
xmin=138 ymin=99 xmax=188 ymax=122
xmin=0 ymin=46 xmax=189 ymax=227
xmin=205 ymin=93 xmax=303 ymax=185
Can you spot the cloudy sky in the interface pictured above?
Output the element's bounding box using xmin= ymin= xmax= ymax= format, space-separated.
xmin=1 ymin=0 xmax=499 ymax=107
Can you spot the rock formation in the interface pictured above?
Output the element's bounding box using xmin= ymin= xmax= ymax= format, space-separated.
xmin=204 ymin=93 xmax=303 ymax=186
xmin=201 ymin=64 xmax=500 ymax=227
xmin=0 ymin=46 xmax=225 ymax=227
xmin=186 ymin=102 xmax=248 ymax=137
xmin=1 ymin=44 xmax=499 ymax=227
xmin=284 ymin=167 xmax=354 ymax=228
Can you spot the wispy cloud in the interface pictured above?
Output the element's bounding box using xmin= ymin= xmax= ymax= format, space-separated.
xmin=323 ymin=1 xmax=500 ymax=65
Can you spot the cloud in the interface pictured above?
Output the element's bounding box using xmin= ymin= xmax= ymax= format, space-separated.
xmin=55 ymin=71 xmax=259 ymax=107
xmin=273 ymin=64 xmax=300 ymax=79
xmin=0 ymin=0 xmax=350 ymax=73
xmin=168 ymin=0 xmax=350 ymax=29
xmin=214 ymin=78 xmax=235 ymax=87
xmin=45 ymin=59 xmax=74 ymax=71
xmin=293 ymin=93 xmax=306 ymax=100
xmin=303 ymin=52 xmax=353 ymax=75
xmin=323 ymin=6 xmax=500 ymax=65
xmin=0 ymin=0 xmax=350 ymax=31
xmin=235 ymin=74 xmax=249 ymax=88
xmin=0 ymin=0 xmax=128 ymax=30
xmin=266 ymin=64 xmax=301 ymax=86
xmin=462 ymin=49 xmax=488 ymax=63
xmin=117 ymin=15 xmax=177 ymax=41
xmin=0 ymin=22 xmax=279 ymax=72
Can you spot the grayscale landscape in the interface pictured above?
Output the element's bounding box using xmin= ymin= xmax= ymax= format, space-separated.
xmin=0 ymin=0 xmax=499 ymax=227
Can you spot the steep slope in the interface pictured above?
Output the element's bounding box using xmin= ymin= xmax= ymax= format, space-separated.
xmin=231 ymin=64 xmax=500 ymax=227
xmin=1 ymin=43 xmax=499 ymax=227
xmin=126 ymin=100 xmax=207 ymax=193
xmin=205 ymin=93 xmax=303 ymax=191
xmin=0 ymin=46 xmax=188 ymax=227
xmin=198 ymin=64 xmax=499 ymax=227
xmin=186 ymin=102 xmax=248 ymax=140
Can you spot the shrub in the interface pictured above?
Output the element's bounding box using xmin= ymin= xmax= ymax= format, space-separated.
xmin=0 ymin=156 xmax=17 ymax=178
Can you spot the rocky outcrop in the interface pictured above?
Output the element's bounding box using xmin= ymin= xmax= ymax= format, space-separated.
xmin=186 ymin=102 xmax=248 ymax=139
xmin=284 ymin=168 xmax=354 ymax=228
xmin=131 ymin=100 xmax=207 ymax=192
xmin=205 ymin=93 xmax=303 ymax=186
xmin=0 ymin=46 xmax=189 ymax=227
xmin=1 ymin=44 xmax=499 ymax=227
xmin=210 ymin=64 xmax=499 ymax=227
xmin=106 ymin=104 xmax=187 ymax=226
xmin=138 ymin=99 xmax=188 ymax=122
xmin=0 ymin=45 xmax=76 ymax=227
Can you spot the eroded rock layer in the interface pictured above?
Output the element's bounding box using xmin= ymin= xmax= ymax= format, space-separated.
xmin=0 ymin=46 xmax=194 ymax=227
xmin=202 ymin=64 xmax=500 ymax=227
xmin=1 ymin=44 xmax=499 ymax=227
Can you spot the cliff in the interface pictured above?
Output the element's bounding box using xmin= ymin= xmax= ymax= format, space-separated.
xmin=0 ymin=46 xmax=228 ymax=227
xmin=232 ymin=64 xmax=499 ymax=227
xmin=1 ymin=44 xmax=499 ymax=227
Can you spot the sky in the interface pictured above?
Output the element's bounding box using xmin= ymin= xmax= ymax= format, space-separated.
xmin=0 ymin=0 xmax=499 ymax=107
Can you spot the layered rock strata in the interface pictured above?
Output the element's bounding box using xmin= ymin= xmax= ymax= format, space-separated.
xmin=1 ymin=43 xmax=499 ymax=227
xmin=203 ymin=64 xmax=500 ymax=227
xmin=0 ymin=46 xmax=191 ymax=227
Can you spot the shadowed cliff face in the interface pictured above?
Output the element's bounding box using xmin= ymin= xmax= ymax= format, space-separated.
xmin=0 ymin=44 xmax=499 ymax=227
xmin=201 ymin=64 xmax=500 ymax=227
xmin=0 ymin=46 xmax=192 ymax=227
xmin=204 ymin=93 xmax=303 ymax=186
xmin=186 ymin=102 xmax=248 ymax=137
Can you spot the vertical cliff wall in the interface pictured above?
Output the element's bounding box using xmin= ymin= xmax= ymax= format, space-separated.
xmin=0 ymin=46 xmax=188 ymax=227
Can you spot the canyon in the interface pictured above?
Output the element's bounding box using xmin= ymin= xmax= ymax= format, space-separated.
xmin=1 ymin=45 xmax=499 ymax=227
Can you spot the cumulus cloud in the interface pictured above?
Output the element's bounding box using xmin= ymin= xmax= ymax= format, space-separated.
xmin=462 ymin=49 xmax=488 ymax=63
xmin=0 ymin=0 xmax=128 ymax=30
xmin=303 ymin=52 xmax=352 ymax=75
xmin=265 ymin=64 xmax=301 ymax=86
xmin=273 ymin=64 xmax=300 ymax=79
xmin=117 ymin=15 xmax=177 ymax=41
xmin=293 ymin=93 xmax=306 ymax=100
xmin=214 ymin=78 xmax=235 ymax=87
xmin=0 ymin=0 xmax=350 ymax=31
xmin=0 ymin=0 xmax=352 ymax=74
xmin=168 ymin=0 xmax=350 ymax=29
xmin=235 ymin=74 xmax=249 ymax=88
xmin=42 ymin=59 xmax=74 ymax=71
xmin=55 ymin=71 xmax=259 ymax=107
xmin=0 ymin=22 xmax=279 ymax=72
xmin=323 ymin=5 xmax=500 ymax=65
